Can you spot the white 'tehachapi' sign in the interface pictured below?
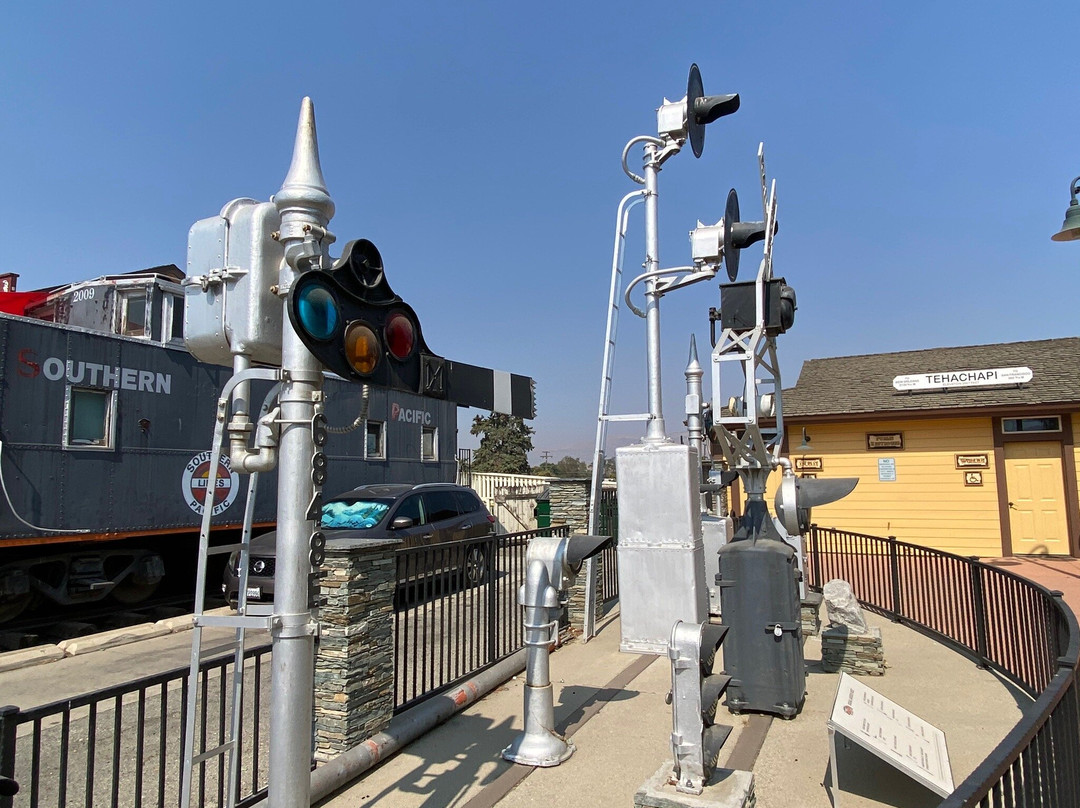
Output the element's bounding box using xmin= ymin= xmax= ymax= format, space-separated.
xmin=828 ymin=672 xmax=954 ymax=798
xmin=893 ymin=366 xmax=1032 ymax=392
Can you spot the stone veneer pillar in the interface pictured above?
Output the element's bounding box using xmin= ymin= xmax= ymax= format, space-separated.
xmin=313 ymin=537 xmax=399 ymax=761
xmin=549 ymin=479 xmax=605 ymax=627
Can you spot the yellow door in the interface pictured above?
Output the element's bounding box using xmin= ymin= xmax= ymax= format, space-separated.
xmin=1004 ymin=441 xmax=1069 ymax=554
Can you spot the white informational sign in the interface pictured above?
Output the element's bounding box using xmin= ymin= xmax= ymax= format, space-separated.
xmin=828 ymin=672 xmax=954 ymax=799
xmin=892 ymin=366 xmax=1032 ymax=392
xmin=878 ymin=458 xmax=896 ymax=482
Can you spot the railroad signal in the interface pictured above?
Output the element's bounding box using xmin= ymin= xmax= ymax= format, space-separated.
xmin=774 ymin=471 xmax=858 ymax=536
xmin=503 ymin=533 xmax=614 ymax=767
xmin=657 ymin=64 xmax=741 ymax=158
xmin=668 ymin=619 xmax=732 ymax=794
xmin=288 ymin=239 xmax=438 ymax=395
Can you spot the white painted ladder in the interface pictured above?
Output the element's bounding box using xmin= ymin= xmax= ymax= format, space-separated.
xmin=583 ymin=190 xmax=648 ymax=641
xmin=180 ymin=371 xmax=281 ymax=808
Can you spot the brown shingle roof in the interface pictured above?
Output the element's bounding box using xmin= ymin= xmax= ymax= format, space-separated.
xmin=783 ymin=337 xmax=1080 ymax=418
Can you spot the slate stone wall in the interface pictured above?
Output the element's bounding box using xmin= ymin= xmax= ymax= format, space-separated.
xmin=548 ymin=479 xmax=604 ymax=626
xmin=313 ymin=538 xmax=400 ymax=761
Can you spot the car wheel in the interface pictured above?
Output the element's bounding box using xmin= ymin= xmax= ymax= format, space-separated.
xmin=462 ymin=545 xmax=487 ymax=587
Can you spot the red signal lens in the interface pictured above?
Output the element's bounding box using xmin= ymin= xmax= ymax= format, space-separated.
xmin=344 ymin=322 xmax=380 ymax=375
xmin=384 ymin=312 xmax=416 ymax=360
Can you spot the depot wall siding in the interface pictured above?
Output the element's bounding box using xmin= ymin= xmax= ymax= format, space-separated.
xmin=791 ymin=416 xmax=1003 ymax=557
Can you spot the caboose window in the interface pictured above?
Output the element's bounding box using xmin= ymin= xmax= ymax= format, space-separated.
xmin=64 ymin=387 xmax=115 ymax=450
xmin=365 ymin=420 xmax=385 ymax=460
xmin=422 ymin=427 xmax=438 ymax=462
xmin=120 ymin=291 xmax=147 ymax=337
xmin=170 ymin=295 xmax=185 ymax=341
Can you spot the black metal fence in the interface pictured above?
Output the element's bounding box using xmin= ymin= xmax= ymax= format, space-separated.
xmin=0 ymin=524 xmax=613 ymax=808
xmin=597 ymin=489 xmax=619 ymax=604
xmin=806 ymin=525 xmax=1080 ymax=808
xmin=0 ymin=644 xmax=272 ymax=808
xmin=393 ymin=526 xmax=569 ymax=712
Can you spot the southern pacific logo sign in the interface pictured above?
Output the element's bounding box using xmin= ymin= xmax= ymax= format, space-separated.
xmin=892 ymin=366 xmax=1032 ymax=392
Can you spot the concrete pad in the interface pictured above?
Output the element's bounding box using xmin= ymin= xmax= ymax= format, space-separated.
xmin=0 ymin=644 xmax=65 ymax=673
xmin=635 ymin=765 xmax=754 ymax=808
xmin=753 ymin=612 xmax=1025 ymax=808
xmin=57 ymin=622 xmax=175 ymax=656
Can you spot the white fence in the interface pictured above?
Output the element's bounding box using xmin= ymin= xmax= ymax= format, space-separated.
xmin=460 ymin=472 xmax=557 ymax=533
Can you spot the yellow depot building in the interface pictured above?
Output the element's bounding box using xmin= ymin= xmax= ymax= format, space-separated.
xmin=782 ymin=337 xmax=1080 ymax=558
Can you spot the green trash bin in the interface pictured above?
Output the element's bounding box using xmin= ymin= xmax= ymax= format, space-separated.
xmin=534 ymin=487 xmax=551 ymax=531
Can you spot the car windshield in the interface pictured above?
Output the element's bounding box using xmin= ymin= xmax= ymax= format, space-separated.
xmin=321 ymin=498 xmax=393 ymax=529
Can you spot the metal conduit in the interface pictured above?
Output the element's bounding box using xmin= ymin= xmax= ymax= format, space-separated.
xmin=246 ymin=648 xmax=527 ymax=806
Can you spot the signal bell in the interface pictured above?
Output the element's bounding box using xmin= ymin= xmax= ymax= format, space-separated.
xmin=288 ymin=239 xmax=436 ymax=394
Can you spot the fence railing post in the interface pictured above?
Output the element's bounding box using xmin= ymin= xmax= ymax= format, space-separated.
xmin=0 ymin=704 xmax=18 ymax=808
xmin=809 ymin=524 xmax=822 ymax=589
xmin=486 ymin=534 xmax=498 ymax=664
xmin=969 ymin=557 xmax=989 ymax=669
xmin=888 ymin=535 xmax=901 ymax=623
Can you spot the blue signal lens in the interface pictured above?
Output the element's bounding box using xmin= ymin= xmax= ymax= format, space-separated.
xmin=297 ymin=284 xmax=339 ymax=341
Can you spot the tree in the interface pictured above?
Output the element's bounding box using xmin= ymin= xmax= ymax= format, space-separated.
xmin=531 ymin=456 xmax=590 ymax=478
xmin=470 ymin=412 xmax=534 ymax=474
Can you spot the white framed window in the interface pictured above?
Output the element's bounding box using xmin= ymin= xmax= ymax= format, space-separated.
xmin=63 ymin=386 xmax=116 ymax=450
xmin=118 ymin=290 xmax=148 ymax=337
xmin=1002 ymin=417 xmax=1061 ymax=434
xmin=421 ymin=426 xmax=438 ymax=462
xmin=365 ymin=420 xmax=386 ymax=459
xmin=164 ymin=293 xmax=185 ymax=343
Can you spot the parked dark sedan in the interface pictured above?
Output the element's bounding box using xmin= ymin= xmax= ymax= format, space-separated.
xmin=222 ymin=483 xmax=496 ymax=605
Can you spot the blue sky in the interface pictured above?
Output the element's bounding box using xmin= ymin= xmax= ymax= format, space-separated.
xmin=3 ymin=3 xmax=1079 ymax=463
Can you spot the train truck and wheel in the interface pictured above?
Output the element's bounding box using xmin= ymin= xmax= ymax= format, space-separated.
xmin=0 ymin=548 xmax=166 ymax=623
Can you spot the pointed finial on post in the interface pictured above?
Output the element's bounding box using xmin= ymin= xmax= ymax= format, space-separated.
xmin=685 ymin=334 xmax=703 ymax=380
xmin=275 ymin=97 xmax=335 ymax=231
xmin=685 ymin=334 xmax=705 ymax=463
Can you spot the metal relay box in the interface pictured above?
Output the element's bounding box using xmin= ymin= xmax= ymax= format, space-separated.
xmin=184 ymin=198 xmax=285 ymax=367
xmin=719 ymin=278 xmax=796 ymax=335
xmin=615 ymin=442 xmax=709 ymax=654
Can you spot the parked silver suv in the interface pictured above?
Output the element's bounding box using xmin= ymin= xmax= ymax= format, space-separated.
xmin=222 ymin=483 xmax=496 ymax=605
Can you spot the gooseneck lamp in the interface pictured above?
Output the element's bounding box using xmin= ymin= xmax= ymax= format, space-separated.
xmin=1051 ymin=176 xmax=1080 ymax=242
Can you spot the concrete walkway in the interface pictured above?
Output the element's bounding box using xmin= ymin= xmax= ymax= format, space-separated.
xmin=0 ymin=557 xmax=1072 ymax=807
xmin=320 ymin=604 xmax=1025 ymax=808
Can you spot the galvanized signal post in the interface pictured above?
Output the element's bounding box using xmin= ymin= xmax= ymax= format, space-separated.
xmin=181 ymin=99 xmax=537 ymax=808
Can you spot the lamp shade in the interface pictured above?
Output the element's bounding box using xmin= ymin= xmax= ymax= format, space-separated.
xmin=1052 ymin=176 xmax=1080 ymax=242
xmin=1052 ymin=199 xmax=1080 ymax=241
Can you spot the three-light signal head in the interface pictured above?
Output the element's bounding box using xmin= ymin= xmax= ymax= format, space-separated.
xmin=289 ymin=239 xmax=430 ymax=391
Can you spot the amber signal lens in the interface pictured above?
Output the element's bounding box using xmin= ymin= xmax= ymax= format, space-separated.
xmin=384 ymin=312 xmax=416 ymax=360
xmin=344 ymin=322 xmax=380 ymax=375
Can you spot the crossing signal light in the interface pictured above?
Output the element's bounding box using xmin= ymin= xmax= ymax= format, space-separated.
xmin=668 ymin=620 xmax=732 ymax=794
xmin=288 ymin=239 xmax=437 ymax=393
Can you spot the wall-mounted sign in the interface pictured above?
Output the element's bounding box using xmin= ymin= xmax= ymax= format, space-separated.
xmin=964 ymin=471 xmax=983 ymax=486
xmin=892 ymin=366 xmax=1032 ymax=392
xmin=867 ymin=433 xmax=904 ymax=450
xmin=795 ymin=457 xmax=823 ymax=471
xmin=878 ymin=458 xmax=896 ymax=482
xmin=955 ymin=453 xmax=989 ymax=469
